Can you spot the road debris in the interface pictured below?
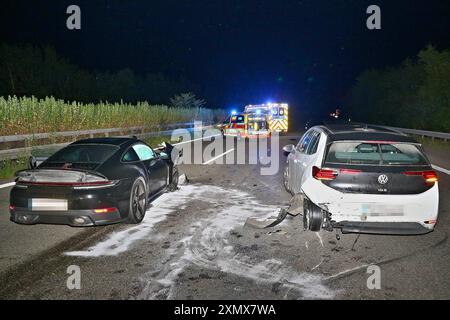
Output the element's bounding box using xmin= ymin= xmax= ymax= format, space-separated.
xmin=244 ymin=194 xmax=304 ymax=229
xmin=178 ymin=174 xmax=189 ymax=185
xmin=267 ymin=229 xmax=288 ymax=236
xmin=244 ymin=208 xmax=288 ymax=229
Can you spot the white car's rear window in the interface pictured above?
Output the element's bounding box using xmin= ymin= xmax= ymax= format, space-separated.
xmin=325 ymin=142 xmax=428 ymax=166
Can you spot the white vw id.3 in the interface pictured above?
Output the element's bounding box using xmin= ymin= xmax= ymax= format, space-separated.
xmin=283 ymin=124 xmax=439 ymax=235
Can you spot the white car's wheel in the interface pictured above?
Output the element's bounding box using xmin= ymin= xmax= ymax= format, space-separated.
xmin=303 ymin=199 xmax=323 ymax=232
xmin=283 ymin=165 xmax=292 ymax=194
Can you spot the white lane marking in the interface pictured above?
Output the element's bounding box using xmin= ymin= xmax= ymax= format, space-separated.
xmin=0 ymin=182 xmax=15 ymax=189
xmin=202 ymin=148 xmax=235 ymax=165
xmin=172 ymin=134 xmax=221 ymax=146
xmin=432 ymin=164 xmax=450 ymax=176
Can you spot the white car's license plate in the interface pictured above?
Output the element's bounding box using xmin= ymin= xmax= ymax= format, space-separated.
xmin=361 ymin=204 xmax=404 ymax=216
xmin=31 ymin=199 xmax=68 ymax=211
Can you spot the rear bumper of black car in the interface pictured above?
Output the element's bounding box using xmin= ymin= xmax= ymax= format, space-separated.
xmin=333 ymin=221 xmax=433 ymax=235
xmin=10 ymin=207 xmax=124 ymax=226
xmin=9 ymin=183 xmax=131 ymax=226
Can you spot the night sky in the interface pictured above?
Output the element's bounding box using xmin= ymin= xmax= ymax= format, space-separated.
xmin=1 ymin=0 xmax=449 ymax=119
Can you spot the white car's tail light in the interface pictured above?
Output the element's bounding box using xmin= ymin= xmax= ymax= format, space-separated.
xmin=312 ymin=166 xmax=338 ymax=180
xmin=403 ymin=170 xmax=438 ymax=186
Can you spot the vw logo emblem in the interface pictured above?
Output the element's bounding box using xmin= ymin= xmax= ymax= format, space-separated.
xmin=378 ymin=174 xmax=389 ymax=185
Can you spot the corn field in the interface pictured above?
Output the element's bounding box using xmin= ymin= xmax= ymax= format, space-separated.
xmin=0 ymin=96 xmax=225 ymax=136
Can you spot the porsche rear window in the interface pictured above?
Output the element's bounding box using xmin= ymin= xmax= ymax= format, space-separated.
xmin=324 ymin=142 xmax=428 ymax=166
xmin=43 ymin=144 xmax=118 ymax=165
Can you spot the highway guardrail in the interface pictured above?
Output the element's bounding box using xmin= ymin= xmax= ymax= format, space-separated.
xmin=382 ymin=126 xmax=450 ymax=141
xmin=0 ymin=122 xmax=211 ymax=161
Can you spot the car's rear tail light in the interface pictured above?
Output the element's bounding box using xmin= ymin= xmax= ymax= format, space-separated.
xmin=94 ymin=207 xmax=118 ymax=214
xmin=21 ymin=180 xmax=112 ymax=186
xmin=313 ymin=166 xmax=338 ymax=180
xmin=72 ymin=181 xmax=118 ymax=190
xmin=339 ymin=168 xmax=362 ymax=175
xmin=403 ymin=170 xmax=438 ymax=185
xmin=9 ymin=205 xmax=15 ymax=211
xmin=424 ymin=219 xmax=437 ymax=225
xmin=18 ymin=180 xmax=117 ymax=189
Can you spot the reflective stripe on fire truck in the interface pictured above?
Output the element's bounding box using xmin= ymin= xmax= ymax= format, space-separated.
xmin=270 ymin=119 xmax=288 ymax=131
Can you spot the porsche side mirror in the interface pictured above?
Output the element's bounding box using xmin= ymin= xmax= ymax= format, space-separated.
xmin=282 ymin=144 xmax=295 ymax=154
xmin=28 ymin=156 xmax=37 ymax=169
xmin=159 ymin=152 xmax=170 ymax=160
xmin=28 ymin=156 xmax=47 ymax=169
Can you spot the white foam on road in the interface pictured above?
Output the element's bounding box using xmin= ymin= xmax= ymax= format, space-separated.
xmin=135 ymin=185 xmax=336 ymax=300
xmin=315 ymin=232 xmax=324 ymax=247
xmin=64 ymin=184 xmax=335 ymax=298
xmin=65 ymin=186 xmax=199 ymax=257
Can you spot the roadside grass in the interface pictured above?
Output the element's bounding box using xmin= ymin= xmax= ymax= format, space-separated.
xmin=0 ymin=95 xmax=225 ymax=136
xmin=143 ymin=135 xmax=180 ymax=147
xmin=416 ymin=136 xmax=450 ymax=150
xmin=0 ymin=158 xmax=27 ymax=180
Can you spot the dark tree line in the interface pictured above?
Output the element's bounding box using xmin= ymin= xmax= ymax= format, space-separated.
xmin=347 ymin=46 xmax=450 ymax=132
xmin=0 ymin=43 xmax=199 ymax=105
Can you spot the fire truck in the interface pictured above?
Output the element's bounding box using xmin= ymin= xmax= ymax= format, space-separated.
xmin=244 ymin=103 xmax=289 ymax=133
xmin=221 ymin=111 xmax=270 ymax=138
xmin=221 ymin=113 xmax=246 ymax=136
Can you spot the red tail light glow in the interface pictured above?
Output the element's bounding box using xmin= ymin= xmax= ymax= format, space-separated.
xmin=94 ymin=207 xmax=118 ymax=214
xmin=9 ymin=205 xmax=15 ymax=211
xmin=403 ymin=170 xmax=438 ymax=185
xmin=20 ymin=180 xmax=113 ymax=187
xmin=312 ymin=166 xmax=338 ymax=180
xmin=339 ymin=168 xmax=362 ymax=175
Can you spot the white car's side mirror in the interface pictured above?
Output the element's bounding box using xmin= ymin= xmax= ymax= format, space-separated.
xmin=283 ymin=144 xmax=295 ymax=154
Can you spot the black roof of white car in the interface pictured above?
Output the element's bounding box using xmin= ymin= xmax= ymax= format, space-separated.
xmin=318 ymin=123 xmax=418 ymax=143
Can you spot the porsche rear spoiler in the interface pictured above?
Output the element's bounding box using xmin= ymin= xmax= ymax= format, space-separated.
xmin=14 ymin=168 xmax=113 ymax=188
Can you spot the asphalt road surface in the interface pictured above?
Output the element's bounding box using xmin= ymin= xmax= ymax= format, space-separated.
xmin=0 ymin=134 xmax=449 ymax=299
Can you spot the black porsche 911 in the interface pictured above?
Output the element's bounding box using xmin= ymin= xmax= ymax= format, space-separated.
xmin=9 ymin=137 xmax=180 ymax=226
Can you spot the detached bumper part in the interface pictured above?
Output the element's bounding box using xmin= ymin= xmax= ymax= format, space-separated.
xmin=333 ymin=221 xmax=433 ymax=235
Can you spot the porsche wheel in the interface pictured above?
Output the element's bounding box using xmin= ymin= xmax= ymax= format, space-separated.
xmin=127 ymin=178 xmax=147 ymax=224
